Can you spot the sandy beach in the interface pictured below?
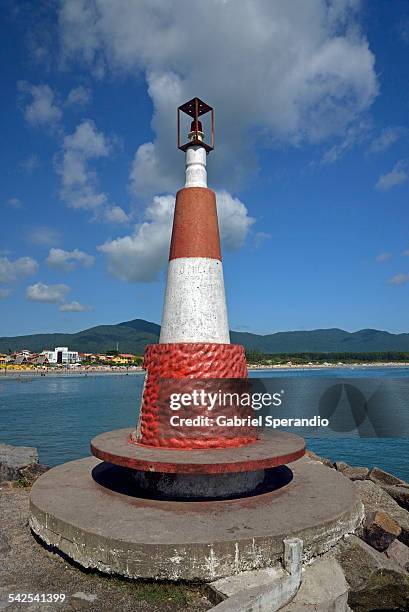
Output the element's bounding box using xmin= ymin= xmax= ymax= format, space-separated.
xmin=1 ymin=362 xmax=409 ymax=379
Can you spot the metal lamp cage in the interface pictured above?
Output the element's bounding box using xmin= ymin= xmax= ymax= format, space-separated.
xmin=178 ymin=97 xmax=214 ymax=153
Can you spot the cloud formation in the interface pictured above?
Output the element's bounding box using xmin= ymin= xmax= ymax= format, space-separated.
xmin=6 ymin=197 xmax=24 ymax=209
xmin=367 ymin=127 xmax=405 ymax=155
xmin=59 ymin=0 xmax=378 ymax=195
xmin=59 ymin=300 xmax=93 ymax=312
xmin=103 ymin=205 xmax=130 ymax=224
xmin=376 ymin=252 xmax=392 ymax=262
xmin=26 ymin=225 xmax=61 ymax=246
xmin=321 ymin=120 xmax=370 ymax=164
xmin=0 ymin=289 xmax=11 ymax=299
xmin=17 ymin=81 xmax=62 ymax=128
xmin=98 ymin=191 xmax=254 ymax=282
xmin=57 ymin=120 xmax=111 ymax=211
xmin=65 ymin=85 xmax=92 ymax=107
xmin=388 ymin=273 xmax=409 ymax=286
xmin=20 ymin=154 xmax=40 ymax=173
xmin=98 ymin=195 xmax=174 ymax=282
xmin=46 ymin=248 xmax=95 ymax=272
xmin=56 ymin=120 xmax=126 ymax=223
xmin=376 ymin=160 xmax=408 ymax=191
xmin=26 ymin=282 xmax=70 ymax=303
xmin=0 ymin=256 xmax=38 ymax=283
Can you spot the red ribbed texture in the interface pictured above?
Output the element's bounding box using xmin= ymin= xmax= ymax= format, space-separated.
xmin=136 ymin=343 xmax=256 ymax=449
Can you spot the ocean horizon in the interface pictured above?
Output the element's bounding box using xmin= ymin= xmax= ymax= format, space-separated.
xmin=1 ymin=365 xmax=409 ymax=481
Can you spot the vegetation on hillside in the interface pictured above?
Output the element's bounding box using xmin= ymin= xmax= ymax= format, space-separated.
xmin=0 ymin=319 xmax=409 ymax=355
xmin=245 ymin=349 xmax=409 ymax=365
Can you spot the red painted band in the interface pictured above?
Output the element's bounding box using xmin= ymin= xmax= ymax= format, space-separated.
xmin=137 ymin=342 xmax=255 ymax=449
xmin=169 ymin=188 xmax=222 ymax=261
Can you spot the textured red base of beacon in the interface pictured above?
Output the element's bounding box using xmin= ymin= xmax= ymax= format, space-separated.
xmin=136 ymin=342 xmax=255 ymax=449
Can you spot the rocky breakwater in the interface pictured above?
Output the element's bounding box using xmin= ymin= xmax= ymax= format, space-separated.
xmin=0 ymin=443 xmax=49 ymax=487
xmin=2 ymin=443 xmax=409 ymax=611
xmin=297 ymin=451 xmax=409 ymax=612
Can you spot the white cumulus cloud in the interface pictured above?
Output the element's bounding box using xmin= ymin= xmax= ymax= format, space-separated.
xmin=0 ymin=256 xmax=38 ymax=283
xmin=98 ymin=191 xmax=254 ymax=282
xmin=18 ymin=81 xmax=62 ymax=127
xmin=376 ymin=160 xmax=408 ymax=191
xmin=216 ymin=191 xmax=255 ymax=250
xmin=98 ymin=194 xmax=174 ymax=282
xmin=65 ymin=85 xmax=92 ymax=106
xmin=103 ymin=205 xmax=131 ymax=224
xmin=46 ymin=248 xmax=95 ymax=272
xmin=59 ymin=300 xmax=93 ymax=312
xmin=56 ymin=120 xmax=124 ymax=222
xmin=26 ymin=282 xmax=70 ymax=303
xmin=57 ymin=119 xmax=110 ymax=210
xmin=59 ymin=0 xmax=378 ymax=195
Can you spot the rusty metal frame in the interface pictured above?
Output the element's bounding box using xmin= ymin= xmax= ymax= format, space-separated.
xmin=178 ymin=97 xmax=214 ymax=152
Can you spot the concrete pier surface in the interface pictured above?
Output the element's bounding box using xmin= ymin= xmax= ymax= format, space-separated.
xmin=29 ymin=454 xmax=363 ymax=582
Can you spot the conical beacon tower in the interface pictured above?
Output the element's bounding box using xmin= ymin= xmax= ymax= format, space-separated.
xmin=137 ymin=98 xmax=251 ymax=449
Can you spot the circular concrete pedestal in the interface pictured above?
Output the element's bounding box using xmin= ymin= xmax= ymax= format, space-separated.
xmin=29 ymin=456 xmax=363 ymax=581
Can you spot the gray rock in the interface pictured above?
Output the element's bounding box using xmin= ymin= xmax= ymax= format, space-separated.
xmin=17 ymin=463 xmax=49 ymax=486
xmin=280 ymin=557 xmax=350 ymax=611
xmin=367 ymin=467 xmax=409 ymax=511
xmin=368 ymin=466 xmax=408 ymax=487
xmin=363 ymin=510 xmax=401 ymax=552
xmin=354 ymin=479 xmax=409 ymax=546
xmin=376 ymin=484 xmax=409 ymax=512
xmin=0 ymin=443 xmax=38 ymax=483
xmin=305 ymin=449 xmax=334 ymax=468
xmin=335 ymin=461 xmax=369 ymax=481
xmin=385 ymin=539 xmax=409 ymax=573
xmin=332 ymin=534 xmax=409 ymax=612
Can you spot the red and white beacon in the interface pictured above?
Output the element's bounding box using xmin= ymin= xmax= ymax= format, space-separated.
xmin=137 ymin=98 xmax=250 ymax=449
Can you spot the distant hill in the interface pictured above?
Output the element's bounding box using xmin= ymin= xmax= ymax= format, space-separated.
xmin=0 ymin=319 xmax=409 ymax=354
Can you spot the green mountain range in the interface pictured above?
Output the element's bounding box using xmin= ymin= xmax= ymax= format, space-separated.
xmin=0 ymin=319 xmax=409 ymax=354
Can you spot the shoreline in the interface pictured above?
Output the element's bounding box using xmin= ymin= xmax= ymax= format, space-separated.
xmin=1 ymin=362 xmax=409 ymax=380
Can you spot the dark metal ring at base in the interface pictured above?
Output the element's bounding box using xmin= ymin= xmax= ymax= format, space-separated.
xmin=90 ymin=428 xmax=305 ymax=474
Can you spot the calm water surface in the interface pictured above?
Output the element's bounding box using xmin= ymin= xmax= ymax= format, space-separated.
xmin=1 ymin=367 xmax=408 ymax=481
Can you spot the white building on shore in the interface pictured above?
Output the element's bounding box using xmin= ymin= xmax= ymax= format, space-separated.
xmin=41 ymin=347 xmax=80 ymax=365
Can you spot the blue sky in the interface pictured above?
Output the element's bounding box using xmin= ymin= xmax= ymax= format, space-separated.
xmin=1 ymin=1 xmax=409 ymax=337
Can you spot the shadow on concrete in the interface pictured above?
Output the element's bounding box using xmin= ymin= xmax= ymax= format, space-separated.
xmin=91 ymin=462 xmax=293 ymax=502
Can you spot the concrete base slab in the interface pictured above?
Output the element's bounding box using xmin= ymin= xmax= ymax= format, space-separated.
xmin=29 ymin=455 xmax=363 ymax=581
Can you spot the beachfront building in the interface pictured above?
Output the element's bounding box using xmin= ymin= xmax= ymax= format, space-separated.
xmin=41 ymin=347 xmax=80 ymax=365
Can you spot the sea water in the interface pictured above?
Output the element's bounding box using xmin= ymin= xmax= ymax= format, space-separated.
xmin=0 ymin=367 xmax=408 ymax=481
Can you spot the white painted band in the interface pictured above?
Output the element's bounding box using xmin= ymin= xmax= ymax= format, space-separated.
xmin=185 ymin=146 xmax=207 ymax=188
xmin=159 ymin=257 xmax=230 ymax=344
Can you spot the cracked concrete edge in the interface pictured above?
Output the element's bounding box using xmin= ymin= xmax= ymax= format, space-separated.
xmin=29 ymin=495 xmax=364 ymax=582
